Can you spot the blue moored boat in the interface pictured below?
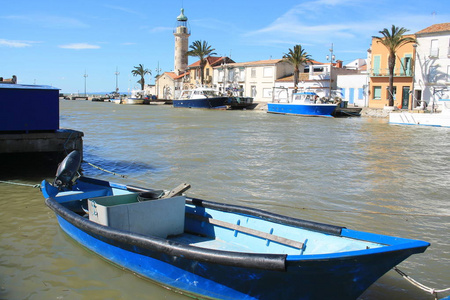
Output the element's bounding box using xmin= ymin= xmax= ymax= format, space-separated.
xmin=173 ymin=86 xmax=228 ymax=109
xmin=41 ymin=151 xmax=430 ymax=300
xmin=268 ymin=91 xmax=337 ymax=117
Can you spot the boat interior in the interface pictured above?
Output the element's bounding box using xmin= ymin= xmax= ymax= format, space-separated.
xmin=47 ymin=177 xmax=385 ymax=257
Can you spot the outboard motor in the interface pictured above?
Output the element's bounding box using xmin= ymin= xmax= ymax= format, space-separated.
xmin=53 ymin=150 xmax=82 ymax=189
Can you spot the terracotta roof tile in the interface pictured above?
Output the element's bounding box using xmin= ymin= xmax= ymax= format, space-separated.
xmin=163 ymin=71 xmax=188 ymax=80
xmin=188 ymin=56 xmax=234 ymax=68
xmin=416 ymin=23 xmax=450 ymax=35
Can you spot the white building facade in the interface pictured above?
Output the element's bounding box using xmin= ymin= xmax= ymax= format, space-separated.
xmin=336 ymin=74 xmax=369 ymax=107
xmin=414 ymin=23 xmax=450 ymax=109
xmin=213 ymin=59 xmax=292 ymax=103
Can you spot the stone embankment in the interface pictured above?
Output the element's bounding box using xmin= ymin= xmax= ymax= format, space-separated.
xmin=360 ymin=108 xmax=389 ymax=118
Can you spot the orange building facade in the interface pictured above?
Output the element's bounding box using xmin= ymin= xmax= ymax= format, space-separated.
xmin=368 ymin=35 xmax=416 ymax=109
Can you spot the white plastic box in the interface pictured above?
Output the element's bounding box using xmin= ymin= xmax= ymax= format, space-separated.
xmin=88 ymin=193 xmax=185 ymax=238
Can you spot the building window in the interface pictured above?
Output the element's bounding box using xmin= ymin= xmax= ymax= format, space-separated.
xmin=429 ymin=66 xmax=438 ymax=82
xmin=251 ymin=86 xmax=257 ymax=97
xmin=239 ymin=69 xmax=245 ymax=81
xmin=228 ymin=69 xmax=234 ymax=82
xmin=358 ymin=88 xmax=364 ymax=100
xmin=401 ymin=55 xmax=412 ymax=76
xmin=251 ymin=68 xmax=256 ymax=78
xmin=373 ymin=86 xmax=382 ymax=99
xmin=373 ymin=55 xmax=381 ymax=75
xmin=263 ymin=67 xmax=273 ymax=78
xmin=430 ymin=39 xmax=439 ymax=57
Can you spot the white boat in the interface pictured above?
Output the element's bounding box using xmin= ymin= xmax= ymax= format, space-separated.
xmin=389 ymin=99 xmax=450 ymax=127
xmin=121 ymin=98 xmax=144 ymax=105
xmin=173 ymin=86 xmax=228 ymax=109
xmin=109 ymin=99 xmax=121 ymax=104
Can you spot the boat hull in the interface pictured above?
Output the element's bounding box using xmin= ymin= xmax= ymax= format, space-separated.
xmin=44 ymin=184 xmax=429 ymax=300
xmin=173 ymin=97 xmax=228 ymax=109
xmin=227 ymin=97 xmax=255 ymax=110
xmin=389 ymin=111 xmax=450 ymax=127
xmin=267 ymin=103 xmax=337 ymax=117
xmin=122 ymin=98 xmax=144 ymax=105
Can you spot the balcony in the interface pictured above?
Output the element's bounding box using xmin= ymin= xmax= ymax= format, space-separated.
xmin=370 ymin=68 xmax=413 ymax=77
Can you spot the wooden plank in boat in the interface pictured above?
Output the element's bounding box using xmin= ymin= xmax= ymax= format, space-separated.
xmin=187 ymin=213 xmax=304 ymax=249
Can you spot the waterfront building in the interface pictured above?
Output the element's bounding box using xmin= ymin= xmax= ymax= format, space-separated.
xmin=413 ymin=23 xmax=450 ymax=110
xmin=185 ymin=56 xmax=234 ymax=91
xmin=337 ymin=57 xmax=370 ymax=107
xmin=213 ymin=59 xmax=292 ymax=103
xmin=154 ymin=71 xmax=184 ymax=100
xmin=272 ymin=60 xmax=363 ymax=104
xmin=368 ymin=34 xmax=415 ymax=109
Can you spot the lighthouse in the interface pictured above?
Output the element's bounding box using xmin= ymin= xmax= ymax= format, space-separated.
xmin=173 ymin=8 xmax=190 ymax=75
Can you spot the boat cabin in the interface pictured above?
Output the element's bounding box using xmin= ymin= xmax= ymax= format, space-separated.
xmin=180 ymin=87 xmax=222 ymax=100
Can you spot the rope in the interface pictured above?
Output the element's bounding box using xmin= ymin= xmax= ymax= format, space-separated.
xmin=0 ymin=180 xmax=40 ymax=188
xmin=394 ymin=267 xmax=450 ymax=300
xmin=82 ymin=161 xmax=157 ymax=187
xmin=83 ymin=161 xmax=128 ymax=178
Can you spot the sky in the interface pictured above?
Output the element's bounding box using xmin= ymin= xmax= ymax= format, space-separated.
xmin=1 ymin=0 xmax=448 ymax=94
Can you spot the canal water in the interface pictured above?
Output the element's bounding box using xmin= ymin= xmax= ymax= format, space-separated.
xmin=1 ymin=100 xmax=449 ymax=300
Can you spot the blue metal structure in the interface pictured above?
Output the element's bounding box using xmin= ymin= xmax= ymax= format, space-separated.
xmin=41 ymin=175 xmax=430 ymax=300
xmin=0 ymin=84 xmax=59 ymax=131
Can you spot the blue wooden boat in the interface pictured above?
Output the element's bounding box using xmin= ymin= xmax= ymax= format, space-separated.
xmin=173 ymin=86 xmax=228 ymax=109
xmin=268 ymin=91 xmax=337 ymax=117
xmin=41 ymin=151 xmax=430 ymax=300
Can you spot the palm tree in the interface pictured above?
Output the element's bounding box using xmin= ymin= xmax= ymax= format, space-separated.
xmin=187 ymin=40 xmax=217 ymax=85
xmin=131 ymin=64 xmax=151 ymax=95
xmin=283 ymin=45 xmax=313 ymax=93
xmin=374 ymin=25 xmax=416 ymax=107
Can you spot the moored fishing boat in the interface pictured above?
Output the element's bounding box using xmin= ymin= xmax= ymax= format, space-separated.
xmin=268 ymin=91 xmax=337 ymax=117
xmin=227 ymin=96 xmax=255 ymax=110
xmin=173 ymin=86 xmax=228 ymax=109
xmin=121 ymin=97 xmax=144 ymax=105
xmin=41 ymin=151 xmax=430 ymax=300
xmin=389 ymin=99 xmax=450 ymax=127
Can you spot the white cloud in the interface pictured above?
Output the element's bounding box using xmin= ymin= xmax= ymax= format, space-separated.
xmin=0 ymin=39 xmax=41 ymax=48
xmin=0 ymin=39 xmax=32 ymax=47
xmin=104 ymin=5 xmax=145 ymax=18
xmin=149 ymin=26 xmax=173 ymax=33
xmin=2 ymin=14 xmax=89 ymax=29
xmin=59 ymin=43 xmax=100 ymax=50
xmin=243 ymin=0 xmax=449 ymax=50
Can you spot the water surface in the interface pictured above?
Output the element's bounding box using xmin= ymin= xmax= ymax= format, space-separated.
xmin=1 ymin=100 xmax=449 ymax=299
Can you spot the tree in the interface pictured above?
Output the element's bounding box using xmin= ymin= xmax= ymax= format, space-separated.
xmin=374 ymin=25 xmax=416 ymax=107
xmin=187 ymin=40 xmax=217 ymax=85
xmin=131 ymin=64 xmax=151 ymax=95
xmin=283 ymin=45 xmax=313 ymax=92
